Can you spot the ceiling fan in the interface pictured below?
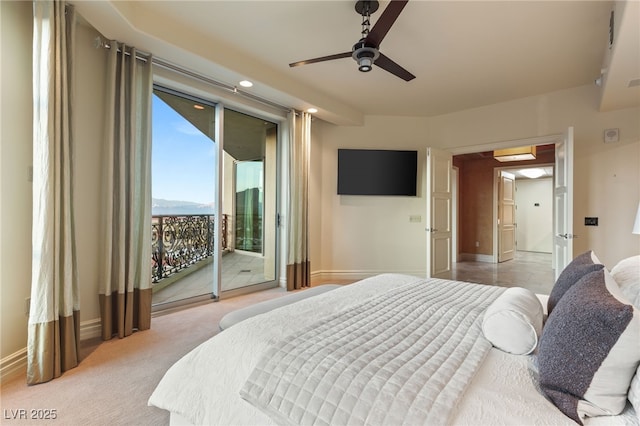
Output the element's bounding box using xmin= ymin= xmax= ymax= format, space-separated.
xmin=289 ymin=0 xmax=415 ymax=81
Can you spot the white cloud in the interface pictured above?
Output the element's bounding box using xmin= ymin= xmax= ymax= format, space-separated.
xmin=174 ymin=121 xmax=204 ymax=136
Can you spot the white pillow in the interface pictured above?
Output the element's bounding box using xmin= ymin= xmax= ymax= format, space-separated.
xmin=629 ymin=367 xmax=640 ymax=419
xmin=482 ymin=287 xmax=544 ymax=355
xmin=611 ymin=255 xmax=640 ymax=309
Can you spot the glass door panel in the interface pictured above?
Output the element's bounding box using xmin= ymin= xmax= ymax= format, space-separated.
xmin=150 ymin=88 xmax=217 ymax=307
xmin=236 ymin=160 xmax=263 ymax=253
xmin=221 ymin=109 xmax=278 ymax=293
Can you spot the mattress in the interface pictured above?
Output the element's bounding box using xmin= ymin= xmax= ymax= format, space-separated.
xmin=148 ymin=274 xmax=637 ymax=426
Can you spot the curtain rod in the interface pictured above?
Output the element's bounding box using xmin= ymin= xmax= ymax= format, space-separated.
xmin=94 ymin=36 xmax=294 ymax=114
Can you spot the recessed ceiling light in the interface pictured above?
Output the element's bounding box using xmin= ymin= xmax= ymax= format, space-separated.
xmin=307 ymin=108 xmax=318 ymax=113
xmin=193 ymin=104 xmax=205 ymax=110
xmin=239 ymin=80 xmax=253 ymax=88
xmin=519 ymin=168 xmax=545 ymax=179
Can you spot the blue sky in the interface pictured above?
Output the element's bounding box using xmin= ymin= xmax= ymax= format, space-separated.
xmin=152 ymin=95 xmax=216 ymax=205
xmin=152 ymin=94 xmax=265 ymax=205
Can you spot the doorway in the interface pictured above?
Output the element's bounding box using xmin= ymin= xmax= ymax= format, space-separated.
xmin=450 ymin=139 xmax=557 ymax=273
xmin=437 ymin=129 xmax=574 ymax=283
xmin=494 ymin=165 xmax=554 ymax=262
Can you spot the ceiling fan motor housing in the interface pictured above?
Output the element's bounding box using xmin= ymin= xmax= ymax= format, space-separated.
xmin=352 ymin=39 xmax=380 ymax=72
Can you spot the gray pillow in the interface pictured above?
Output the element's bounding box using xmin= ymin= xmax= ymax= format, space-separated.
xmin=538 ymin=269 xmax=640 ymax=424
xmin=547 ymin=250 xmax=603 ymax=315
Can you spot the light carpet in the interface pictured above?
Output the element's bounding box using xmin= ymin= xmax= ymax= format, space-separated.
xmin=0 ymin=287 xmax=291 ymax=426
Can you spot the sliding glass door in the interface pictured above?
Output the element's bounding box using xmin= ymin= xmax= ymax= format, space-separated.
xmin=150 ymin=88 xmax=217 ymax=307
xmin=150 ymin=86 xmax=280 ymax=308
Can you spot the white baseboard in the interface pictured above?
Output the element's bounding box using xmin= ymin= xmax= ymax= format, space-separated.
xmin=459 ymin=253 xmax=495 ymax=263
xmin=80 ymin=318 xmax=102 ymax=341
xmin=0 ymin=348 xmax=27 ymax=383
xmin=0 ymin=318 xmax=102 ymax=383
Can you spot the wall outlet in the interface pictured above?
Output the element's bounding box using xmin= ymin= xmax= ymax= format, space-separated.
xmin=475 ymin=241 xmax=480 ymax=247
xmin=409 ymin=215 xmax=422 ymax=223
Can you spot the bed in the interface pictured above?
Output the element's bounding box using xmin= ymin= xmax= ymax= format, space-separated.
xmin=148 ymin=253 xmax=640 ymax=426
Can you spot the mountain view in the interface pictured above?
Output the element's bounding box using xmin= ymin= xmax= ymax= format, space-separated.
xmin=152 ymin=198 xmax=215 ymax=215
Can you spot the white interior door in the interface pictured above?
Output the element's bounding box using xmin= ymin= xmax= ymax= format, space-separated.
xmin=553 ymin=127 xmax=574 ymax=280
xmin=498 ymin=171 xmax=516 ymax=262
xmin=426 ymin=147 xmax=453 ymax=278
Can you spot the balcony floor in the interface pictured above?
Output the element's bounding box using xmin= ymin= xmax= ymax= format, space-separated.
xmin=152 ymin=251 xmax=272 ymax=305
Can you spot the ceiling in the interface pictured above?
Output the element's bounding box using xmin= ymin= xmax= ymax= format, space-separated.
xmin=510 ymin=166 xmax=554 ymax=180
xmin=74 ymin=1 xmax=639 ymax=125
xmin=155 ymin=89 xmax=276 ymax=162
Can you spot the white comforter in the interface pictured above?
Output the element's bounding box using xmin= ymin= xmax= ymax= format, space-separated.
xmin=148 ymin=274 xmax=634 ymax=426
xmin=241 ymin=277 xmax=503 ymax=425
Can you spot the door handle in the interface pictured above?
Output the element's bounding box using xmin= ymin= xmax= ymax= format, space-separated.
xmin=557 ymin=233 xmax=579 ymax=239
xmin=426 ymin=228 xmax=438 ymax=232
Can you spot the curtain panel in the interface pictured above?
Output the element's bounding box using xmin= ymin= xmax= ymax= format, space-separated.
xmin=286 ymin=111 xmax=311 ymax=290
xmin=99 ymin=42 xmax=153 ymax=340
xmin=27 ymin=0 xmax=80 ymax=385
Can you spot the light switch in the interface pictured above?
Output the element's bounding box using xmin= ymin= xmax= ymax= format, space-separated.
xmin=585 ymin=217 xmax=598 ymax=226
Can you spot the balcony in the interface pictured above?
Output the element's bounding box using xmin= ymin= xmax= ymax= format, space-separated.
xmin=151 ymin=214 xmax=223 ymax=283
xmin=151 ymin=213 xmax=271 ymax=305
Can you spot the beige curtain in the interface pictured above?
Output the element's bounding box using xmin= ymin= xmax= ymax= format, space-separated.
xmin=286 ymin=111 xmax=311 ymax=290
xmin=27 ymin=0 xmax=79 ymax=385
xmin=99 ymin=41 xmax=153 ymax=340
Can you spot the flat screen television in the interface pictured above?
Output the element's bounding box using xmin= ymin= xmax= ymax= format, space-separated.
xmin=337 ymin=149 xmax=418 ymax=196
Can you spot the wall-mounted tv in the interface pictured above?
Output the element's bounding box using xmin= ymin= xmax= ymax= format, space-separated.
xmin=337 ymin=149 xmax=418 ymax=196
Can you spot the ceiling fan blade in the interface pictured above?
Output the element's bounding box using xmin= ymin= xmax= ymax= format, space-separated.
xmin=365 ymin=0 xmax=409 ymax=48
xmin=289 ymin=52 xmax=352 ymax=67
xmin=375 ymin=52 xmax=415 ymax=81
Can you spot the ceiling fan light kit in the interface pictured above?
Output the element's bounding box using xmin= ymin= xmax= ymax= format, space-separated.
xmin=353 ymin=44 xmax=379 ymax=72
xmin=289 ymin=0 xmax=415 ymax=81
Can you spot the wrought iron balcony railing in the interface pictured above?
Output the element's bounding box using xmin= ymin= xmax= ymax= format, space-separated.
xmin=151 ymin=214 xmax=229 ymax=283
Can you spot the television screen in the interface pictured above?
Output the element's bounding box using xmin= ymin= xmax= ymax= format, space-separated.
xmin=337 ymin=149 xmax=418 ymax=196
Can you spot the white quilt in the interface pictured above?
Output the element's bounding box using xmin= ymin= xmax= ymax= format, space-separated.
xmin=148 ymin=274 xmax=636 ymax=426
xmin=240 ymin=277 xmax=503 ymax=425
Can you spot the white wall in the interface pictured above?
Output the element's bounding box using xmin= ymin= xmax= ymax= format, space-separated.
xmin=1 ymin=0 xmax=33 ymax=360
xmin=313 ymin=120 xmax=431 ymax=281
xmin=515 ymin=178 xmax=553 ymax=253
xmin=312 ymin=85 xmax=640 ymax=278
xmin=575 ymin=140 xmax=640 ymax=265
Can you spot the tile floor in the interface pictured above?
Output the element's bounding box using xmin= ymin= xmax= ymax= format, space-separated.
xmin=451 ymin=250 xmax=555 ymax=294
